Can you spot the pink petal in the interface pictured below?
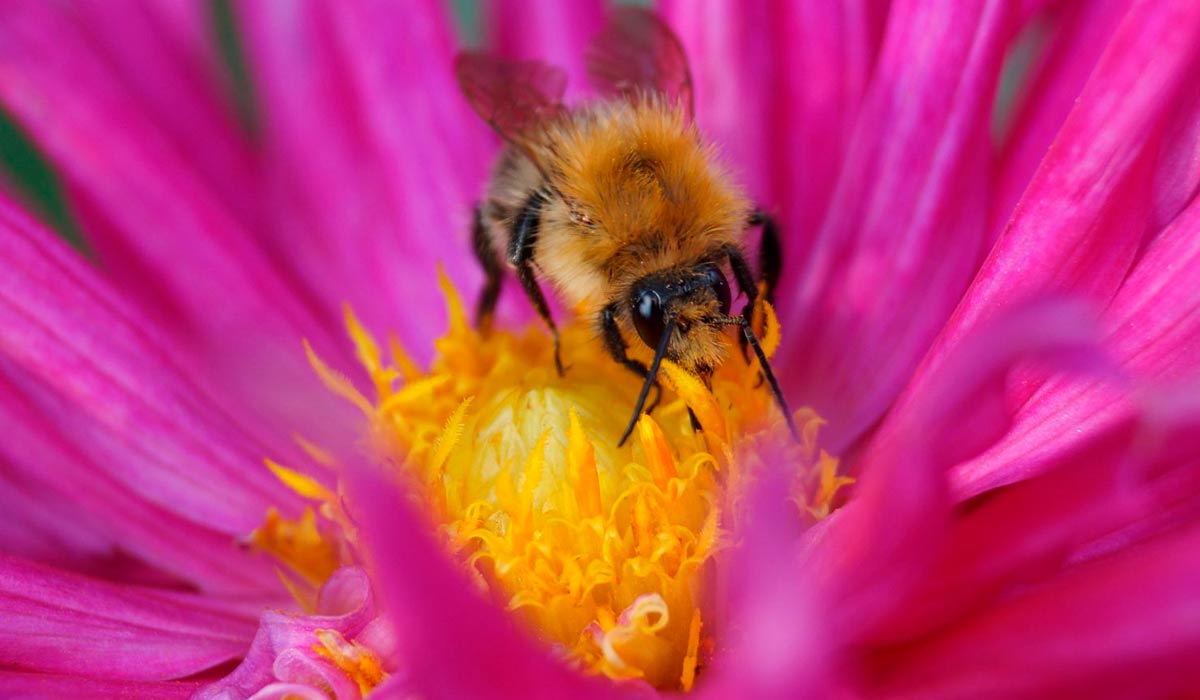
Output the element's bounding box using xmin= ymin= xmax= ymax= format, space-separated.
xmin=0 ymin=2 xmax=340 ymax=359
xmin=661 ymin=0 xmax=885 ymax=264
xmin=484 ymin=0 xmax=604 ymax=100
xmin=0 ymin=455 xmax=124 ymax=577
xmin=0 ymin=554 xmax=255 ymax=681
xmin=873 ymin=522 xmax=1200 ymax=699
xmin=0 ymin=372 xmax=282 ymax=594
xmin=951 ymin=165 xmax=1200 ymax=495
xmin=19 ymin=1 xmax=258 ymax=225
xmin=196 ymin=567 xmax=378 ymax=700
xmin=0 ymin=672 xmax=199 ymax=700
xmin=870 ymin=389 xmax=1200 ymax=647
xmin=698 ymin=436 xmax=832 ymax=699
xmin=917 ymin=0 xmax=1200 ymax=398
xmin=990 ymin=0 xmax=1133 ymax=240
xmin=237 ymin=0 xmax=494 ymax=359
xmin=346 ymin=467 xmax=645 ymax=699
xmin=1148 ymin=78 xmax=1200 ymax=234
xmin=778 ymin=0 xmax=1021 ymax=450
xmin=813 ymin=299 xmax=1101 ymax=640
xmin=0 ymin=196 xmax=300 ymax=594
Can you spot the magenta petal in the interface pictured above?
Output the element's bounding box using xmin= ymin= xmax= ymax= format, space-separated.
xmin=196 ymin=567 xmax=378 ymax=700
xmin=951 ymin=184 xmax=1200 ymax=495
xmin=0 ymin=197 xmax=300 ymax=593
xmin=923 ymin=0 xmax=1200 ymax=386
xmin=698 ymin=437 xmax=832 ymax=699
xmin=867 ymin=419 xmax=1139 ymax=645
xmin=816 ymin=299 xmax=1101 ymax=640
xmin=12 ymin=1 xmax=258 ymax=225
xmin=875 ymin=522 xmax=1200 ymax=699
xmin=237 ymin=0 xmax=493 ymax=358
xmin=0 ymin=368 xmax=291 ymax=594
xmin=0 ymin=3 xmax=337 ymax=357
xmin=0 ymin=454 xmax=123 ymax=578
xmin=0 ymin=554 xmax=254 ymax=681
xmin=346 ymin=467 xmax=645 ymax=699
xmin=872 ymin=390 xmax=1200 ymax=647
xmin=0 ymin=672 xmax=199 ymax=700
xmin=778 ymin=0 xmax=1019 ymax=450
xmin=990 ymin=0 xmax=1132 ymax=240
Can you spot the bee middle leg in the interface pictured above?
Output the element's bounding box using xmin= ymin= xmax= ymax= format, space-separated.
xmin=471 ymin=206 xmax=503 ymax=332
xmin=601 ymin=304 xmax=662 ymax=414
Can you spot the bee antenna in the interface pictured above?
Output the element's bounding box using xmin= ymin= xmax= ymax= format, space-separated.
xmin=739 ymin=318 xmax=801 ymax=443
xmin=618 ymin=317 xmax=677 ymax=447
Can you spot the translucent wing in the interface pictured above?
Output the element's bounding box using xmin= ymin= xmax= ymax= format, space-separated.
xmin=455 ymin=52 xmax=568 ymax=152
xmin=586 ymin=7 xmax=694 ymax=118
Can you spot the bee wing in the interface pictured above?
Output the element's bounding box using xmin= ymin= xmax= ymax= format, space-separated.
xmin=586 ymin=7 xmax=694 ymax=119
xmin=455 ymin=52 xmax=568 ymax=156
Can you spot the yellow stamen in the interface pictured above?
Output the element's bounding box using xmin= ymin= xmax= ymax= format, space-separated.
xmin=294 ymin=435 xmax=337 ymax=468
xmin=636 ymin=414 xmax=677 ymax=488
xmin=680 ymin=608 xmax=703 ymax=692
xmin=265 ymin=459 xmax=337 ymax=503
xmin=250 ymin=507 xmax=340 ymax=587
xmin=313 ymin=629 xmax=387 ymax=694
xmin=304 ymin=339 xmax=372 ymax=416
xmin=260 ymin=277 xmax=850 ymax=691
xmin=568 ymin=408 xmax=602 ymax=518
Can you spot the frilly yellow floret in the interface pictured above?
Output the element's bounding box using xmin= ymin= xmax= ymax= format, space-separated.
xmin=266 ymin=271 xmax=853 ymax=691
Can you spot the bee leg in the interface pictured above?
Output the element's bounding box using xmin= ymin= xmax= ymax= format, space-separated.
xmin=748 ymin=211 xmax=781 ymax=388
xmin=472 ymin=206 xmax=503 ymax=332
xmin=748 ymin=209 xmax=782 ymax=306
xmin=509 ymin=191 xmax=563 ymax=375
xmin=517 ymin=262 xmax=564 ymax=376
xmin=723 ymin=243 xmax=760 ymax=362
xmin=601 ymin=304 xmax=663 ymax=414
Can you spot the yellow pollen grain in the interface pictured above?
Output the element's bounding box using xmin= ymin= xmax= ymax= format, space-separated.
xmin=267 ymin=276 xmax=852 ymax=692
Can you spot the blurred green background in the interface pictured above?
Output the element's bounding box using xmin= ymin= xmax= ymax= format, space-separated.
xmin=0 ymin=0 xmax=1029 ymax=253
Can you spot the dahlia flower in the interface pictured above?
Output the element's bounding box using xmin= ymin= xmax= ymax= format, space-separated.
xmin=1 ymin=0 xmax=1199 ymax=698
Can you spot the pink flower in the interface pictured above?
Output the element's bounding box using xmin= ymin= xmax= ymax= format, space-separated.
xmin=0 ymin=1 xmax=1198 ymax=698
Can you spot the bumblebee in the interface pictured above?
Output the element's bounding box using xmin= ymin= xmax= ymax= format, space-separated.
xmin=457 ymin=8 xmax=794 ymax=444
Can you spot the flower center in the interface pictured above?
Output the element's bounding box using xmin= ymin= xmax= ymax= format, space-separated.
xmin=256 ymin=270 xmax=851 ymax=692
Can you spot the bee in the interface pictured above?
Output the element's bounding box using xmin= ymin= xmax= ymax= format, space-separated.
xmin=456 ymin=7 xmax=796 ymax=445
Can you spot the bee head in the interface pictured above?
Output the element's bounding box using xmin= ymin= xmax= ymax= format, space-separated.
xmin=630 ymin=263 xmax=732 ymax=373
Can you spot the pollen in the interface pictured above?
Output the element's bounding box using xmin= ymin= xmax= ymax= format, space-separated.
xmin=267 ymin=269 xmax=852 ymax=691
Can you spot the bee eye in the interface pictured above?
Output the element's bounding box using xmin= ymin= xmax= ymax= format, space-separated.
xmin=702 ymin=265 xmax=732 ymax=316
xmin=632 ymin=289 xmax=666 ymax=350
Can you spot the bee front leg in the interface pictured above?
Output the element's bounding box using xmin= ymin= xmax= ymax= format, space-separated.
xmin=517 ymin=263 xmax=564 ymax=376
xmin=509 ymin=191 xmax=563 ymax=375
xmin=723 ymin=243 xmax=760 ymax=362
xmin=472 ymin=206 xmax=503 ymax=332
xmin=601 ymin=304 xmax=662 ymax=414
